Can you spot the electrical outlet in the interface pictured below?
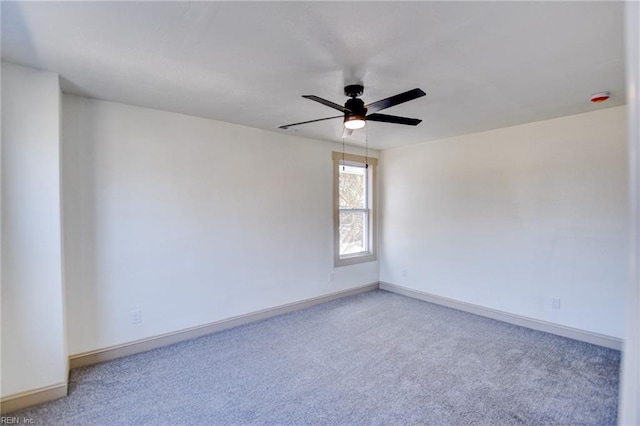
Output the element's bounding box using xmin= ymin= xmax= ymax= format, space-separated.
xmin=329 ymin=273 xmax=335 ymax=282
xmin=130 ymin=309 xmax=142 ymax=324
xmin=401 ymin=269 xmax=408 ymax=277
xmin=552 ymin=298 xmax=561 ymax=309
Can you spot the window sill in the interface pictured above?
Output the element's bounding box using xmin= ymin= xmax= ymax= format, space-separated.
xmin=335 ymin=253 xmax=377 ymax=267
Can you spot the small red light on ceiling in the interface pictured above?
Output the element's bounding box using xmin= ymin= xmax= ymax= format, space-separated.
xmin=590 ymin=92 xmax=611 ymax=103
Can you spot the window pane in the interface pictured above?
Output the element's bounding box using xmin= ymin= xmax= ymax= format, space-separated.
xmin=339 ymin=211 xmax=368 ymax=255
xmin=339 ymin=165 xmax=365 ymax=209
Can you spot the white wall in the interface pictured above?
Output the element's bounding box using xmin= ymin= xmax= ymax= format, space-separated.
xmin=1 ymin=63 xmax=67 ymax=397
xmin=380 ymin=106 xmax=628 ymax=338
xmin=62 ymin=95 xmax=379 ymax=355
xmin=620 ymin=1 xmax=640 ymax=423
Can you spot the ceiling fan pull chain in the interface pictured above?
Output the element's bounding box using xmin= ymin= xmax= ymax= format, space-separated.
xmin=342 ymin=136 xmax=346 ymax=171
xmin=365 ymin=126 xmax=369 ymax=169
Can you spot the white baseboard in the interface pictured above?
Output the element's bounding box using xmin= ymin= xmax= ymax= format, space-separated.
xmin=70 ymin=282 xmax=379 ymax=369
xmin=379 ymin=282 xmax=622 ymax=350
xmin=0 ymin=383 xmax=67 ymax=415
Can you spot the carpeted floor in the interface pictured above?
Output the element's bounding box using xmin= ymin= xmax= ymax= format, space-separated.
xmin=11 ymin=290 xmax=620 ymax=425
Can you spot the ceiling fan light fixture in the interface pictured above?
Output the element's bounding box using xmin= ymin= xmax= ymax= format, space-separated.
xmin=344 ymin=115 xmax=366 ymax=130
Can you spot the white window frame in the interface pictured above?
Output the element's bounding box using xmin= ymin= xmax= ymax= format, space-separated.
xmin=333 ymin=152 xmax=377 ymax=267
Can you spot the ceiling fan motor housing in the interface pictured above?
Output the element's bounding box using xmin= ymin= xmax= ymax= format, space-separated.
xmin=343 ymin=96 xmax=367 ymax=129
xmin=344 ymin=85 xmax=367 ymax=123
xmin=345 ymin=97 xmax=367 ymax=118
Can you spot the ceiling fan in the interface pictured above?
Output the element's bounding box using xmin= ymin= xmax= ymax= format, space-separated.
xmin=278 ymin=84 xmax=426 ymax=136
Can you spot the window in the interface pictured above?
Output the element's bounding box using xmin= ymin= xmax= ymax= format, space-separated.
xmin=333 ymin=152 xmax=377 ymax=266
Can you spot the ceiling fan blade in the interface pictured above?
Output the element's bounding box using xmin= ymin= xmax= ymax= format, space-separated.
xmin=303 ymin=95 xmax=351 ymax=113
xmin=278 ymin=115 xmax=342 ymax=129
xmin=365 ymin=88 xmax=426 ymax=114
xmin=366 ymin=113 xmax=422 ymax=126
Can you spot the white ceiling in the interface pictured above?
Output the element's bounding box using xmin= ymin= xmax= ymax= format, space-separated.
xmin=1 ymin=1 xmax=625 ymax=150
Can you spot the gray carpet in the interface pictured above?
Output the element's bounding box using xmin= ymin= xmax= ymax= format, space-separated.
xmin=11 ymin=290 xmax=619 ymax=425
